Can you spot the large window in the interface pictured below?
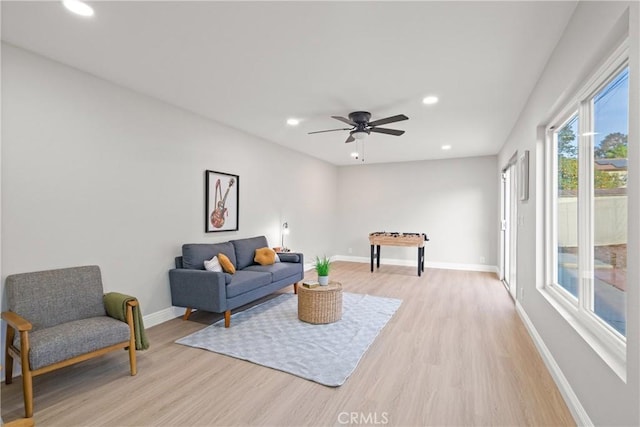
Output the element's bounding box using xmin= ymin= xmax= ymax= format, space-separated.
xmin=546 ymin=43 xmax=628 ymax=352
xmin=556 ymin=114 xmax=579 ymax=299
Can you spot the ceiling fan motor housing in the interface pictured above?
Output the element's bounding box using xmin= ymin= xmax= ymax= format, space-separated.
xmin=348 ymin=111 xmax=372 ymax=124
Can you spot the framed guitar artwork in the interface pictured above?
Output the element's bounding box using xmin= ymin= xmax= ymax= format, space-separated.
xmin=205 ymin=170 xmax=239 ymax=232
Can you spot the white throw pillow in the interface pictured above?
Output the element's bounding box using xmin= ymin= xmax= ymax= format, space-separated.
xmin=274 ymin=253 xmax=281 ymax=263
xmin=204 ymin=255 xmax=223 ymax=272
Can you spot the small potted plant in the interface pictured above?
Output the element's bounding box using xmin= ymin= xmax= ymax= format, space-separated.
xmin=314 ymin=255 xmax=331 ymax=286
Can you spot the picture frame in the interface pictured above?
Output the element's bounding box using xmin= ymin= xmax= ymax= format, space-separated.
xmin=519 ymin=150 xmax=529 ymax=201
xmin=205 ymin=170 xmax=239 ymax=232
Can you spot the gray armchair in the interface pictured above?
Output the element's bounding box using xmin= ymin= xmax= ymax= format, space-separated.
xmin=2 ymin=266 xmax=137 ymax=418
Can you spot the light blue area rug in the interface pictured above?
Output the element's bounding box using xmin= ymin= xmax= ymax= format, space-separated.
xmin=176 ymin=292 xmax=402 ymax=386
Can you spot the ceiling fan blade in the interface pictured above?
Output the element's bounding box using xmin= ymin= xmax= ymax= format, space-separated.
xmin=345 ymin=134 xmax=355 ymax=143
xmin=332 ymin=116 xmax=357 ymax=126
xmin=369 ymin=127 xmax=405 ymax=136
xmin=308 ymin=127 xmax=352 ymax=135
xmin=368 ymin=114 xmax=409 ymax=127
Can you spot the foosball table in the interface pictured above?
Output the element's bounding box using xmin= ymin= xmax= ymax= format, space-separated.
xmin=369 ymin=232 xmax=430 ymax=277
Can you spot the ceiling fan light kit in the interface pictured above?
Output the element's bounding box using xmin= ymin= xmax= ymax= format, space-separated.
xmin=352 ymin=130 xmax=369 ymax=140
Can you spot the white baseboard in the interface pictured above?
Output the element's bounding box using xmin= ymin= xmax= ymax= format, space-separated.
xmin=143 ymin=306 xmax=184 ymax=328
xmin=333 ymin=255 xmax=498 ymax=274
xmin=425 ymin=261 xmax=498 ymax=274
xmin=515 ymin=301 xmax=592 ymax=427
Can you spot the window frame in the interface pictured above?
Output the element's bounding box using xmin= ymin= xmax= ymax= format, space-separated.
xmin=543 ymin=40 xmax=629 ymax=379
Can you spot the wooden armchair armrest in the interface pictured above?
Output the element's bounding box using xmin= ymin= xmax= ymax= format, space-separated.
xmin=2 ymin=311 xmax=33 ymax=332
xmin=126 ymin=300 xmax=139 ymax=308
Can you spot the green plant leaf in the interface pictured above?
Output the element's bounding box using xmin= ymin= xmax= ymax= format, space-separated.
xmin=314 ymin=255 xmax=331 ymax=276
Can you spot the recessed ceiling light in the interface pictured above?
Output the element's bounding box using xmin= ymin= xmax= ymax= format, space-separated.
xmin=441 ymin=145 xmax=452 ymax=150
xmin=350 ymin=152 xmax=359 ymax=158
xmin=286 ymin=118 xmax=300 ymax=126
xmin=63 ymin=0 xmax=94 ymax=17
xmin=422 ymin=96 xmax=439 ymax=105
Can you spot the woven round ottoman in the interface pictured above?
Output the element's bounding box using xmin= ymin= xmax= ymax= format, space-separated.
xmin=297 ymin=281 xmax=342 ymax=324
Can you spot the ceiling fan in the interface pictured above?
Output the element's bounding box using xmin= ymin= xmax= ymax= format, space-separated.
xmin=308 ymin=111 xmax=409 ymax=143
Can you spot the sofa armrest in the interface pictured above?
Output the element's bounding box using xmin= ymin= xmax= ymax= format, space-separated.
xmin=2 ymin=311 xmax=32 ymax=332
xmin=3 ymin=311 xmax=33 ymax=363
xmin=278 ymin=252 xmax=304 ymax=264
xmin=169 ymin=269 xmax=227 ymax=313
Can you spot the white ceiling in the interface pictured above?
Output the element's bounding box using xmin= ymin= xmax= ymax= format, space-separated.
xmin=1 ymin=1 xmax=577 ymax=165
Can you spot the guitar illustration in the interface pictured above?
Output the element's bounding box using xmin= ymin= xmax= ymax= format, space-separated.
xmin=211 ymin=177 xmax=235 ymax=228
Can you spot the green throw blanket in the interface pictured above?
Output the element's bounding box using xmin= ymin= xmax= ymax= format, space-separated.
xmin=103 ymin=292 xmax=150 ymax=350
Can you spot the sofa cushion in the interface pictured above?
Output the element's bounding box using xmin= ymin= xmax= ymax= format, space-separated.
xmin=22 ymin=316 xmax=130 ymax=370
xmin=254 ymin=247 xmax=276 ymax=266
xmin=243 ymin=262 xmax=303 ymax=282
xmin=204 ymin=256 xmax=223 ymax=272
xmin=226 ymin=270 xmax=271 ymax=298
xmin=230 ymin=236 xmax=269 ymax=270
xmin=5 ymin=266 xmax=107 ymax=330
xmin=218 ymin=253 xmax=236 ymax=274
xmin=277 ymin=253 xmax=300 ymax=263
xmin=182 ymin=243 xmax=236 ymax=270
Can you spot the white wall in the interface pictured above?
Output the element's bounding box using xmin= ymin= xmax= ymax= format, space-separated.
xmin=335 ymin=156 xmax=498 ymax=270
xmin=1 ymin=44 xmax=337 ymax=319
xmin=498 ymin=2 xmax=639 ymax=425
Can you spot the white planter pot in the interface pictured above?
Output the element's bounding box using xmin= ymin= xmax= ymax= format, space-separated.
xmin=318 ymin=276 xmax=329 ymax=286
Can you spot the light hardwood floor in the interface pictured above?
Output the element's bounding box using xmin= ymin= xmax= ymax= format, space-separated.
xmin=1 ymin=262 xmax=575 ymax=426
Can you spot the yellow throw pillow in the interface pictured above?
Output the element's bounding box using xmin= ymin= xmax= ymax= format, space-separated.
xmin=218 ymin=253 xmax=236 ymax=274
xmin=254 ymin=247 xmax=276 ymax=266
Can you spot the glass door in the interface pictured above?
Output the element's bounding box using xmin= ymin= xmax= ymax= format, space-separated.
xmin=501 ymin=155 xmax=518 ymax=300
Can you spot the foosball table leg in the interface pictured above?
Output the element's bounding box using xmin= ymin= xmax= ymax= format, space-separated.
xmin=370 ymin=244 xmax=374 ymax=272
xmin=417 ymin=247 xmax=426 ymax=276
xmin=370 ymin=244 xmax=381 ymax=272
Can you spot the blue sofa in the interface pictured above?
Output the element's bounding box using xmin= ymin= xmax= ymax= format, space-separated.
xmin=169 ymin=236 xmax=303 ymax=327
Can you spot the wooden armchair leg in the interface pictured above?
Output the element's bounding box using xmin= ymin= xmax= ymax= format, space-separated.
xmin=224 ymin=310 xmax=231 ymax=328
xmin=19 ymin=332 xmax=33 ymax=418
xmin=4 ymin=354 xmax=13 ymax=385
xmin=128 ymin=345 xmax=137 ymax=376
xmin=22 ymin=369 xmax=34 ymax=418
xmin=183 ymin=308 xmax=193 ymax=321
xmin=5 ymin=326 xmax=15 ymax=384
